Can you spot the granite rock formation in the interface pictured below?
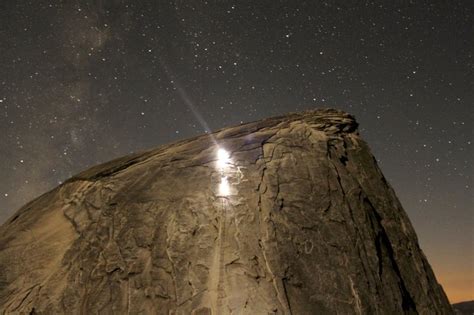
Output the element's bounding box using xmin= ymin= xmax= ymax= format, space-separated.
xmin=0 ymin=109 xmax=453 ymax=314
xmin=453 ymin=300 xmax=474 ymax=315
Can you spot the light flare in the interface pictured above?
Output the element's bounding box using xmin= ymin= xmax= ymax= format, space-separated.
xmin=218 ymin=176 xmax=230 ymax=196
xmin=216 ymin=148 xmax=231 ymax=169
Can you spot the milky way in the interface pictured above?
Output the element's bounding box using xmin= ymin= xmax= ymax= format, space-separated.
xmin=0 ymin=1 xmax=472 ymax=302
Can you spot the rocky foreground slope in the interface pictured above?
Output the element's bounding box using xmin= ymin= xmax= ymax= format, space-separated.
xmin=0 ymin=109 xmax=452 ymax=314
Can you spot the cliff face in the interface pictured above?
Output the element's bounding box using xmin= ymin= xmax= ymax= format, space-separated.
xmin=0 ymin=109 xmax=452 ymax=314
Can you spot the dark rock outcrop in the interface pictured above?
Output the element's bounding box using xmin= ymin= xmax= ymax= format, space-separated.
xmin=0 ymin=109 xmax=453 ymax=314
xmin=453 ymin=300 xmax=474 ymax=314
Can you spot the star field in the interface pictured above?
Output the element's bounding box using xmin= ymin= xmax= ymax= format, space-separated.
xmin=0 ymin=1 xmax=472 ymax=302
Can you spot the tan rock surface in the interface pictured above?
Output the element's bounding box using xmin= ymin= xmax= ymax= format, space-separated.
xmin=0 ymin=109 xmax=453 ymax=314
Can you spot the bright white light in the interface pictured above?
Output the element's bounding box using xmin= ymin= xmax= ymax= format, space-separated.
xmin=219 ymin=176 xmax=230 ymax=196
xmin=216 ymin=148 xmax=231 ymax=169
xmin=217 ymin=148 xmax=230 ymax=160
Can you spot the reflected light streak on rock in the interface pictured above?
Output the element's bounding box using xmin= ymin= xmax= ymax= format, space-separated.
xmin=216 ymin=148 xmax=231 ymax=169
xmin=216 ymin=148 xmax=232 ymax=197
xmin=218 ymin=176 xmax=230 ymax=196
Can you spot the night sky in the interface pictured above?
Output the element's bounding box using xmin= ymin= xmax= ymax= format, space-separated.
xmin=0 ymin=1 xmax=472 ymax=303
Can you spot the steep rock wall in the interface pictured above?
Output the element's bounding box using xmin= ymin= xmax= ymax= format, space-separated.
xmin=0 ymin=109 xmax=452 ymax=314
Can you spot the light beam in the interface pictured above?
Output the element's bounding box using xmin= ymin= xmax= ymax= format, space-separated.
xmin=216 ymin=148 xmax=231 ymax=169
xmin=218 ymin=176 xmax=230 ymax=196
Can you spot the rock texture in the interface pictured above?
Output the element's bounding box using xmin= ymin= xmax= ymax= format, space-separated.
xmin=453 ymin=301 xmax=474 ymax=314
xmin=0 ymin=109 xmax=453 ymax=314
